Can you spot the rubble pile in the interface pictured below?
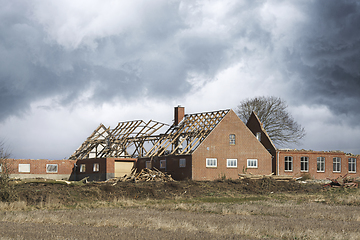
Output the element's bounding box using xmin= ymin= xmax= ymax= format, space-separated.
xmin=111 ymin=168 xmax=175 ymax=183
xmin=324 ymin=174 xmax=359 ymax=188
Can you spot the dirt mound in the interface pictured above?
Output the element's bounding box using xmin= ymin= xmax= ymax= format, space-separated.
xmin=4 ymin=179 xmax=321 ymax=206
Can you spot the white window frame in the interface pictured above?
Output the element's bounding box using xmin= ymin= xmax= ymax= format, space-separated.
xmin=300 ymin=157 xmax=309 ymax=172
xmin=229 ymin=134 xmax=235 ymax=145
xmin=145 ymin=161 xmax=151 ymax=169
xmin=18 ymin=164 xmax=30 ymax=173
xmin=284 ymin=156 xmax=293 ymax=172
xmin=227 ymin=159 xmax=237 ymax=168
xmin=333 ymin=157 xmax=341 ymax=173
xmin=206 ymin=158 xmax=217 ymax=168
xmin=179 ymin=158 xmax=186 ymax=168
xmin=46 ymin=164 xmax=58 ymax=173
xmin=256 ymin=132 xmax=261 ymax=141
xmin=160 ymin=160 xmax=166 ymax=169
xmin=93 ymin=163 xmax=100 ymax=172
xmin=247 ymin=159 xmax=258 ymax=168
xmin=79 ymin=164 xmax=86 ymax=173
xmin=348 ymin=158 xmax=356 ymax=173
xmin=317 ymin=157 xmax=325 ymax=172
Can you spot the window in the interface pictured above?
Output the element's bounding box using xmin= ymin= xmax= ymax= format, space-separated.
xmin=229 ymin=134 xmax=235 ymax=145
xmin=333 ymin=157 xmax=341 ymax=172
xmin=93 ymin=163 xmax=99 ymax=172
xmin=18 ymin=164 xmax=30 ymax=173
xmin=227 ymin=159 xmax=237 ymax=168
xmin=348 ymin=158 xmax=356 ymax=173
xmin=79 ymin=164 xmax=86 ymax=173
xmin=160 ymin=160 xmax=166 ymax=169
xmin=317 ymin=157 xmax=325 ymax=172
xmin=247 ymin=159 xmax=258 ymax=168
xmin=284 ymin=156 xmax=293 ymax=171
xmin=256 ymin=132 xmax=261 ymax=141
xmin=146 ymin=161 xmax=151 ymax=169
xmin=206 ymin=158 xmax=217 ymax=167
xmin=179 ymin=158 xmax=186 ymax=168
xmin=300 ymin=157 xmax=309 ymax=172
xmin=46 ymin=164 xmax=58 ymax=173
xmin=0 ymin=164 xmax=2 ymax=172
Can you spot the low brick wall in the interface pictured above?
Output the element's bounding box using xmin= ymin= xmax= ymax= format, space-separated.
xmin=277 ymin=150 xmax=360 ymax=179
xmin=5 ymin=159 xmax=76 ymax=180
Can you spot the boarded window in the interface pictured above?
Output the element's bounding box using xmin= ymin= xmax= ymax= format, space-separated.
xmin=80 ymin=164 xmax=86 ymax=173
xmin=19 ymin=164 xmax=30 ymax=173
xmin=93 ymin=163 xmax=99 ymax=172
xmin=227 ymin=159 xmax=237 ymax=168
xmin=160 ymin=160 xmax=166 ymax=169
xmin=46 ymin=164 xmax=58 ymax=173
xmin=179 ymin=158 xmax=186 ymax=168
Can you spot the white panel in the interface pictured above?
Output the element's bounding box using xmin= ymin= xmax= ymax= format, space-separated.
xmin=19 ymin=164 xmax=30 ymax=173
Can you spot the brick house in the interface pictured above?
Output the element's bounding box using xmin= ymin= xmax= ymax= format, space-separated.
xmin=136 ymin=107 xmax=273 ymax=180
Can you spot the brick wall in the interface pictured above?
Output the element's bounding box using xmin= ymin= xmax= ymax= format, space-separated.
xmin=192 ymin=110 xmax=273 ymax=180
xmin=6 ymin=159 xmax=76 ymax=180
xmin=76 ymin=158 xmax=136 ymax=181
xmin=246 ymin=112 xmax=277 ymax=174
xmin=277 ymin=150 xmax=360 ymax=179
xmin=137 ymin=156 xmax=192 ymax=180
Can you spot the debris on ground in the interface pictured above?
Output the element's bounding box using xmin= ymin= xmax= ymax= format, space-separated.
xmin=238 ymin=173 xmax=294 ymax=181
xmin=323 ymin=174 xmax=359 ymax=188
xmin=107 ymin=168 xmax=175 ymax=185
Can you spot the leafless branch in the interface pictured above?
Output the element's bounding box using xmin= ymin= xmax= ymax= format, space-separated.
xmin=236 ymin=96 xmax=306 ymax=147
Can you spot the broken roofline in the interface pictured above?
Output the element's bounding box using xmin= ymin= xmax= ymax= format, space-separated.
xmin=144 ymin=109 xmax=231 ymax=157
xmin=69 ymin=108 xmax=231 ymax=160
xmin=69 ymin=119 xmax=169 ymax=160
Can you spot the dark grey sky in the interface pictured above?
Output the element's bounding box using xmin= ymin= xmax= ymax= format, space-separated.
xmin=0 ymin=0 xmax=359 ymax=159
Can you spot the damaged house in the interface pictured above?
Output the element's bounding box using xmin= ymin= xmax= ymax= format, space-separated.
xmin=69 ymin=106 xmax=272 ymax=181
xmin=5 ymin=106 xmax=359 ymax=181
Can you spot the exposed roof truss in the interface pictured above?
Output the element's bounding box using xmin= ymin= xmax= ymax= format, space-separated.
xmin=144 ymin=109 xmax=230 ymax=157
xmin=69 ymin=120 xmax=168 ymax=159
xmin=70 ymin=109 xmax=230 ymax=160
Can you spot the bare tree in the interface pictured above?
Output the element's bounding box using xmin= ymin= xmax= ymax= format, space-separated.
xmin=0 ymin=140 xmax=12 ymax=186
xmin=236 ymin=96 xmax=305 ymax=146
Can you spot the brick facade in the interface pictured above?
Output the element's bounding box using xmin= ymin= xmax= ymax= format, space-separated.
xmin=191 ymin=110 xmax=272 ymax=180
xmin=137 ymin=155 xmax=192 ymax=180
xmin=5 ymin=159 xmax=77 ymax=180
xmin=246 ymin=111 xmax=277 ymax=174
xmin=277 ymin=150 xmax=360 ymax=179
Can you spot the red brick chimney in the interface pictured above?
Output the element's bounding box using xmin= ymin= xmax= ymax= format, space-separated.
xmin=174 ymin=105 xmax=185 ymax=126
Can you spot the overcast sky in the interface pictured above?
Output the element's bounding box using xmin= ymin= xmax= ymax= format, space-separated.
xmin=1 ymin=0 xmax=359 ymax=159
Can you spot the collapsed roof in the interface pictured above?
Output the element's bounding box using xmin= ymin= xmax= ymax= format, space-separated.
xmin=69 ymin=108 xmax=230 ymax=160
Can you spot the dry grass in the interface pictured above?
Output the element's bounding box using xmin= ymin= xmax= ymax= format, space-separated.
xmin=0 ymin=187 xmax=359 ymax=239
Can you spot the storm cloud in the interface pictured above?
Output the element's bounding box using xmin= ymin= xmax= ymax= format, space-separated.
xmin=0 ymin=0 xmax=359 ymax=158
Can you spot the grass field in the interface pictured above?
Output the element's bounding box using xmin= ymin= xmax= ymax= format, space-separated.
xmin=0 ymin=179 xmax=359 ymax=239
